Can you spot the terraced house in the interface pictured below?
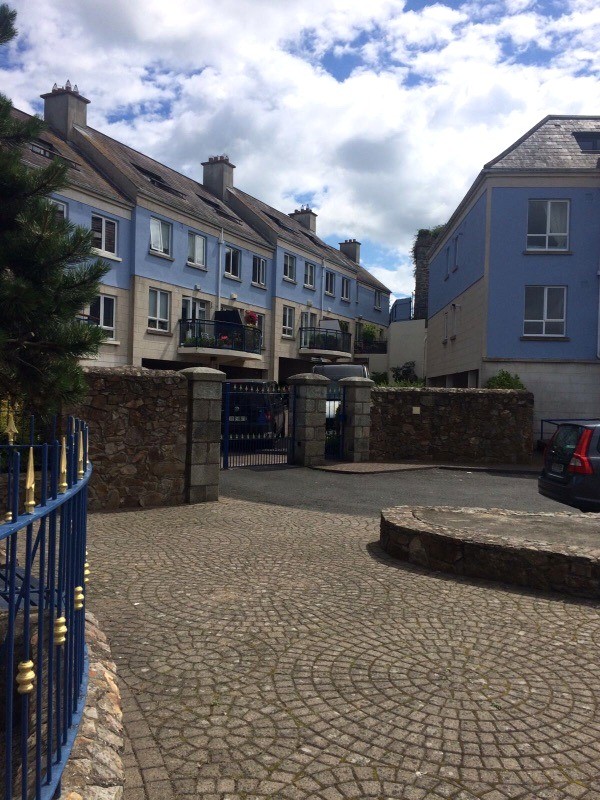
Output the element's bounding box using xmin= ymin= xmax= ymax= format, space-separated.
xmin=22 ymin=83 xmax=391 ymax=382
xmin=426 ymin=115 xmax=600 ymax=437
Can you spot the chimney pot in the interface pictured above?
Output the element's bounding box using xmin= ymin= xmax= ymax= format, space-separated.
xmin=202 ymin=154 xmax=236 ymax=199
xmin=289 ymin=206 xmax=317 ymax=233
xmin=339 ymin=238 xmax=361 ymax=263
xmin=40 ymin=82 xmax=90 ymax=140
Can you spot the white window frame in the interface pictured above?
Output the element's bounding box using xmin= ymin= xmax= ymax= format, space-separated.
xmin=526 ymin=200 xmax=569 ymax=251
xmin=91 ymin=214 xmax=117 ymax=255
xmin=187 ymin=232 xmax=206 ymax=268
xmin=523 ymin=285 xmax=566 ymax=337
xmin=374 ymin=290 xmax=382 ymax=310
xmin=51 ymin=199 xmax=67 ymax=219
xmin=181 ymin=296 xmax=207 ymax=321
xmin=283 ymin=253 xmax=296 ymax=282
xmin=148 ymin=288 xmax=170 ymax=331
xmin=341 ymin=276 xmax=350 ymax=301
xmin=150 ymin=217 xmax=172 ymax=256
xmin=89 ymin=295 xmax=116 ymax=340
xmin=304 ymin=261 xmax=316 ymax=289
xmin=282 ymin=305 xmax=295 ymax=337
xmin=255 ymin=312 xmax=265 ymax=348
xmin=325 ymin=271 xmax=335 ymax=296
xmin=453 ymin=235 xmax=460 ymax=272
xmin=252 ymin=255 xmax=266 ymax=286
xmin=225 ymin=246 xmax=241 ymax=278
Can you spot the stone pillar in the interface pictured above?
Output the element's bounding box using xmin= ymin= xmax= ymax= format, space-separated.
xmin=181 ymin=367 xmax=226 ymax=503
xmin=287 ymin=373 xmax=329 ymax=467
xmin=338 ymin=377 xmax=374 ymax=463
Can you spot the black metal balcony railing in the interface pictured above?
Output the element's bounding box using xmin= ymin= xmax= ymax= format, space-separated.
xmin=179 ymin=319 xmax=262 ymax=355
xmin=354 ymin=339 xmax=387 ymax=354
xmin=299 ymin=328 xmax=352 ymax=353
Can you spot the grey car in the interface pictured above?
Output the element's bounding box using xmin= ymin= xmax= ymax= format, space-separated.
xmin=538 ymin=420 xmax=600 ymax=511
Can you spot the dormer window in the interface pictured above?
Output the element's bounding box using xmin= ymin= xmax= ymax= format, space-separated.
xmin=30 ymin=140 xmax=55 ymax=159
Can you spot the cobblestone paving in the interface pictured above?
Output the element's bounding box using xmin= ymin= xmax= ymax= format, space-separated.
xmin=88 ymin=498 xmax=600 ymax=800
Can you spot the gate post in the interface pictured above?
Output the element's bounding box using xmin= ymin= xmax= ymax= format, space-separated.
xmin=338 ymin=376 xmax=374 ymax=463
xmin=181 ymin=367 xmax=226 ymax=503
xmin=287 ymin=373 xmax=329 ymax=467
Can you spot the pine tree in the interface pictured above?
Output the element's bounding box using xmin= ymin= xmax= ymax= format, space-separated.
xmin=0 ymin=3 xmax=109 ymax=413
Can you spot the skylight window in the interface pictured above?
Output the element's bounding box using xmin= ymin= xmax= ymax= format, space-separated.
xmin=196 ymin=194 xmax=241 ymax=223
xmin=30 ymin=140 xmax=56 ymax=159
xmin=132 ymin=163 xmax=185 ymax=198
xmin=265 ymin=213 xmax=294 ymax=232
xmin=573 ymin=132 xmax=600 ymax=152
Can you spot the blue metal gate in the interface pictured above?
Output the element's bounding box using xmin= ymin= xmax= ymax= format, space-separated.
xmin=325 ymin=385 xmax=345 ymax=459
xmin=221 ymin=382 xmax=293 ymax=468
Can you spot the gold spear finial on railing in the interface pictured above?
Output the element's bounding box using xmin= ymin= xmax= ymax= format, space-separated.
xmin=58 ymin=436 xmax=68 ymax=494
xmin=24 ymin=447 xmax=35 ymax=514
xmin=16 ymin=661 xmax=35 ymax=694
xmin=74 ymin=586 xmax=84 ymax=610
xmin=54 ymin=616 xmax=67 ymax=646
xmin=84 ymin=560 xmax=90 ymax=584
xmin=5 ymin=411 xmax=18 ymax=445
xmin=77 ymin=430 xmax=84 ymax=479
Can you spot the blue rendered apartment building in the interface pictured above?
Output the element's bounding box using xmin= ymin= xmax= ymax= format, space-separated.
xmin=426 ymin=116 xmax=600 ymax=436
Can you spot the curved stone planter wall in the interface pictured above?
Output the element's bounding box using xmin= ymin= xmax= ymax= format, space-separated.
xmin=60 ymin=611 xmax=124 ymax=800
xmin=380 ymin=506 xmax=600 ymax=599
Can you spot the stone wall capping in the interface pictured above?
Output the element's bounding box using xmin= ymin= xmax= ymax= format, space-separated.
xmin=180 ymin=366 xmax=227 ymax=382
xmin=288 ymin=373 xmax=330 ymax=385
xmin=380 ymin=505 xmax=600 ymax=598
xmin=338 ymin=377 xmax=375 ymax=387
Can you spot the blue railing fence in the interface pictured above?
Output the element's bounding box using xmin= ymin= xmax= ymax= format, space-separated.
xmin=1 ymin=413 xmax=91 ymax=800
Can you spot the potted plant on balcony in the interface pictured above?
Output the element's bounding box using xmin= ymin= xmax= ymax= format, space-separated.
xmin=244 ymin=310 xmax=258 ymax=326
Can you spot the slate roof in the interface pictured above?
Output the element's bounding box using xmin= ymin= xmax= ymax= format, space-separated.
xmin=231 ymin=188 xmax=391 ymax=293
xmin=15 ymin=108 xmax=130 ymax=206
xmin=485 ymin=116 xmax=600 ymax=171
xmin=72 ymin=125 xmax=270 ymax=248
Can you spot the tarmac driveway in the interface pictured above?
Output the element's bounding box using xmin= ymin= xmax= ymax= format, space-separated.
xmin=88 ymin=478 xmax=600 ymax=800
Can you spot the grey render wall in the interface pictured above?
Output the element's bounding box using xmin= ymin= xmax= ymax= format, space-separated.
xmin=370 ymin=387 xmax=534 ymax=463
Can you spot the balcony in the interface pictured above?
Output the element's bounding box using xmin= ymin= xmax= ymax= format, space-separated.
xmin=299 ymin=327 xmax=352 ymax=359
xmin=354 ymin=339 xmax=387 ymax=354
xmin=178 ymin=319 xmax=262 ymax=362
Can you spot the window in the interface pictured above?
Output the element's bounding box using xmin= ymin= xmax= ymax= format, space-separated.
xmin=341 ymin=277 xmax=350 ymax=301
xmin=374 ymin=290 xmax=382 ymax=310
xmin=325 ymin=271 xmax=335 ymax=296
xmin=187 ymin=233 xmax=206 ymax=267
xmin=148 ymin=288 xmax=170 ymax=331
xmin=443 ymin=311 xmax=448 ymax=342
xmin=91 ymin=214 xmax=117 ymax=255
xmin=51 ymin=200 xmax=67 ymax=220
xmin=282 ymin=306 xmax=295 ymax=337
xmin=89 ymin=295 xmax=116 ymax=339
xmin=283 ymin=253 xmax=296 ymax=281
xmin=225 ymin=246 xmax=241 ymax=278
xmin=453 ymin=235 xmax=460 ymax=272
xmin=300 ymin=311 xmax=317 ymax=347
xmin=445 ymin=246 xmax=450 ymax=278
xmin=304 ymin=261 xmax=315 ymax=288
xmin=574 ymin=132 xmax=600 ymax=152
xmin=524 ymin=286 xmax=566 ymax=336
xmin=255 ymin=312 xmax=265 ymax=348
xmin=527 ymin=200 xmax=569 ymax=251
xmin=252 ymin=256 xmax=266 ymax=286
xmin=181 ymin=297 xmax=207 ymax=321
xmin=150 ymin=217 xmax=172 ymax=255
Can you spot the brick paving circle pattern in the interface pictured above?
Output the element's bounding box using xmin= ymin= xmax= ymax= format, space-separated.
xmin=88 ymin=498 xmax=600 ymax=799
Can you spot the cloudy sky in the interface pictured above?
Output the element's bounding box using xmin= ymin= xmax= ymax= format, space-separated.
xmin=2 ymin=0 xmax=600 ymax=299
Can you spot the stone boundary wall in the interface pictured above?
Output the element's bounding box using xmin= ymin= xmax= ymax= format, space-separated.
xmin=370 ymin=388 xmax=534 ymax=463
xmin=380 ymin=506 xmax=600 ymax=599
xmin=68 ymin=367 xmax=187 ymax=511
xmin=61 ymin=611 xmax=124 ymax=800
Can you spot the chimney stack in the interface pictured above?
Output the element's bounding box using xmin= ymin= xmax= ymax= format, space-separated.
xmin=40 ymin=81 xmax=90 ymax=140
xmin=289 ymin=205 xmax=317 ymax=233
xmin=202 ymin=155 xmax=235 ymax=200
xmin=339 ymin=239 xmax=361 ymax=264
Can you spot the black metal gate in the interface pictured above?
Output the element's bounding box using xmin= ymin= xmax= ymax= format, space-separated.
xmin=325 ymin=385 xmax=345 ymax=459
xmin=221 ymin=381 xmax=293 ymax=468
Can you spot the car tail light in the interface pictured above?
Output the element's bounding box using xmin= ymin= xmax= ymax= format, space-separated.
xmin=567 ymin=429 xmax=593 ymax=475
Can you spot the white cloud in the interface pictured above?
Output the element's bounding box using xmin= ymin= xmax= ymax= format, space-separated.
xmin=5 ymin=0 xmax=600 ymax=300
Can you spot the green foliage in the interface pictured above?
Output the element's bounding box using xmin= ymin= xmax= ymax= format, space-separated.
xmin=360 ymin=323 xmax=378 ymax=343
xmin=370 ymin=371 xmax=389 ymax=386
xmin=0 ymin=4 xmax=108 ymax=412
xmin=484 ymin=370 xmax=527 ymax=390
xmin=390 ymin=361 xmax=424 ymax=387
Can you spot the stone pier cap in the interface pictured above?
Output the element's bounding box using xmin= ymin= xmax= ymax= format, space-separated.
xmin=380 ymin=505 xmax=600 ymax=599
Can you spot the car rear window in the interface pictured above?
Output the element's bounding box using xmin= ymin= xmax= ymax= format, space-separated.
xmin=551 ymin=425 xmax=584 ymax=459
